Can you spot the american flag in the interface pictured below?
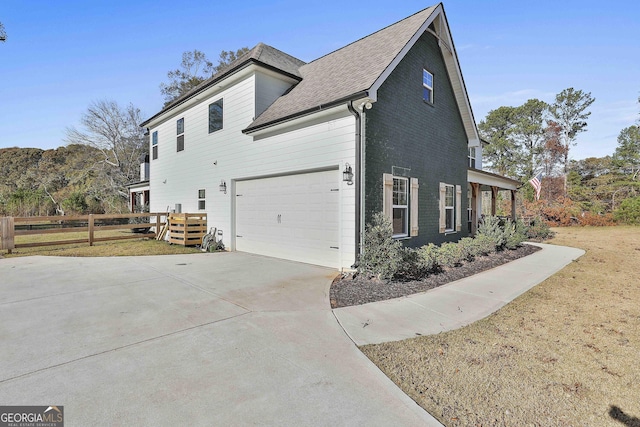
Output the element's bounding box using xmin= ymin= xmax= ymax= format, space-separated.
xmin=529 ymin=172 xmax=543 ymax=200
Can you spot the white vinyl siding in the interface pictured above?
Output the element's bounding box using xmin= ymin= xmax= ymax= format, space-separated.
xmin=148 ymin=71 xmax=357 ymax=269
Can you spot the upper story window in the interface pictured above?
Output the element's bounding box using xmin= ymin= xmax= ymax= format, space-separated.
xmin=176 ymin=118 xmax=184 ymax=152
xmin=152 ymin=131 xmax=158 ymax=160
xmin=209 ymin=99 xmax=223 ymax=133
xmin=392 ymin=177 xmax=409 ymax=237
xmin=422 ymin=69 xmax=434 ymax=103
xmin=468 ymin=147 xmax=476 ymax=168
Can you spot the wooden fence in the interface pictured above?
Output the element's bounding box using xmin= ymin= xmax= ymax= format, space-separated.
xmin=0 ymin=213 xmax=171 ymax=254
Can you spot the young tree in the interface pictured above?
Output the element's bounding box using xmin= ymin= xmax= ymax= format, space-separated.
xmin=511 ymin=99 xmax=548 ymax=179
xmin=65 ymin=100 xmax=146 ymax=208
xmin=614 ymin=125 xmax=640 ymax=180
xmin=549 ymin=88 xmax=595 ymax=174
xmin=478 ymin=106 xmax=519 ymax=178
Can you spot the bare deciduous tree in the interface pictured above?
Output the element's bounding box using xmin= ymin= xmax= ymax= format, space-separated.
xmin=65 ymin=100 xmax=146 ymax=208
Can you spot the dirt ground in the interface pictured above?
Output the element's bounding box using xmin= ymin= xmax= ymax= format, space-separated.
xmin=361 ymin=227 xmax=640 ymax=427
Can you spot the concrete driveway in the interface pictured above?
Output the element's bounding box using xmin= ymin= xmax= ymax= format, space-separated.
xmin=0 ymin=253 xmax=439 ymax=426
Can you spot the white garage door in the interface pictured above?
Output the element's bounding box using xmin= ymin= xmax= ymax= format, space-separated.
xmin=235 ymin=170 xmax=340 ymax=268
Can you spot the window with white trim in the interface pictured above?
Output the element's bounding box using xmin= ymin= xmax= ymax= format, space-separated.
xmin=439 ymin=182 xmax=462 ymax=233
xmin=423 ymin=69 xmax=434 ymax=103
xmin=152 ymin=131 xmax=158 ymax=160
xmin=392 ymin=177 xmax=409 ymax=237
xmin=177 ymin=117 xmax=184 ymax=152
xmin=445 ymin=184 xmax=455 ymax=231
xmin=198 ymin=189 xmax=205 ymax=210
xmin=468 ymin=147 xmax=476 ymax=168
xmin=383 ymin=173 xmax=419 ymax=238
xmin=209 ymin=99 xmax=223 ymax=133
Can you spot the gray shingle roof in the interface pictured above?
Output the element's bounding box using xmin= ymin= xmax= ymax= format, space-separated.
xmin=244 ymin=5 xmax=437 ymax=132
xmin=141 ymin=43 xmax=306 ymax=127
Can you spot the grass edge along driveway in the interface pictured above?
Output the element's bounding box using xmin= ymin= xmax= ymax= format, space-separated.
xmin=362 ymin=226 xmax=640 ymax=427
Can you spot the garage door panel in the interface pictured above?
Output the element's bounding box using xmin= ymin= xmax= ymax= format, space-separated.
xmin=236 ymin=170 xmax=340 ymax=268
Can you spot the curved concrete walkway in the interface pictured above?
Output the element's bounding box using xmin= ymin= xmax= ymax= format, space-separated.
xmin=334 ymin=243 xmax=585 ymax=346
xmin=0 ymin=252 xmax=441 ymax=426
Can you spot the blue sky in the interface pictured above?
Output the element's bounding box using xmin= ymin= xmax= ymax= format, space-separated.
xmin=1 ymin=0 xmax=638 ymax=160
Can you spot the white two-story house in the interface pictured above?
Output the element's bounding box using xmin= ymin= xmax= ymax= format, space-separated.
xmin=140 ymin=3 xmax=519 ymax=270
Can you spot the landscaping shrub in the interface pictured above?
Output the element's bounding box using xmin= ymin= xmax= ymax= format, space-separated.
xmin=417 ymin=243 xmax=440 ymax=274
xmin=504 ymin=219 xmax=527 ymax=250
xmin=614 ymin=196 xmax=640 ymax=225
xmin=477 ymin=215 xmax=507 ymax=250
xmin=358 ymin=212 xmax=402 ymax=279
xmin=473 ymin=234 xmax=497 ymax=255
xmin=525 ymin=217 xmax=554 ymax=241
xmin=458 ymin=237 xmax=480 ymax=261
xmin=436 ymin=241 xmax=466 ymax=268
xmin=395 ymin=247 xmax=425 ymax=280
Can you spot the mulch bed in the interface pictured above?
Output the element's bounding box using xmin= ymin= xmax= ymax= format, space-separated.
xmin=330 ymin=243 xmax=541 ymax=308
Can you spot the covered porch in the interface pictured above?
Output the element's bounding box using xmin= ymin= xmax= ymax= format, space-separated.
xmin=467 ymin=168 xmax=521 ymax=235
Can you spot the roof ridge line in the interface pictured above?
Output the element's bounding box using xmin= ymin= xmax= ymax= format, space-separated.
xmin=302 ymin=4 xmax=437 ymax=67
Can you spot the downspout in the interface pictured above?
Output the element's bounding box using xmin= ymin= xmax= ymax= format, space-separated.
xmin=347 ymin=101 xmax=362 ymax=267
xmin=348 ymin=100 xmax=370 ymax=268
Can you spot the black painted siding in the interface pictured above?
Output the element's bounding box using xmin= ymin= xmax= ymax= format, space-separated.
xmin=364 ymin=31 xmax=469 ymax=246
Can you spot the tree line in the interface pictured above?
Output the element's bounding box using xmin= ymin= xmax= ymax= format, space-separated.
xmin=480 ymin=90 xmax=640 ymax=225
xmin=0 ymin=49 xmax=247 ymax=217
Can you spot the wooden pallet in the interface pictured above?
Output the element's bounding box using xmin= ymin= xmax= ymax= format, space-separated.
xmin=168 ymin=213 xmax=207 ymax=246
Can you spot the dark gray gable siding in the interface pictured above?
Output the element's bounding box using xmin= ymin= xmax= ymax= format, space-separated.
xmin=364 ymin=31 xmax=469 ymax=246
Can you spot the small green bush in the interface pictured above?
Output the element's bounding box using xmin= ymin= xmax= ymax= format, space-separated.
xmin=473 ymin=234 xmax=497 ymax=255
xmin=458 ymin=237 xmax=480 ymax=261
xmin=525 ymin=217 xmax=554 ymax=241
xmin=504 ymin=219 xmax=527 ymax=249
xmin=614 ymin=196 xmax=640 ymax=225
xmin=358 ymin=212 xmax=402 ymax=279
xmin=395 ymin=248 xmax=424 ymax=280
xmin=477 ymin=215 xmax=507 ymax=250
xmin=417 ymin=243 xmax=440 ymax=274
xmin=437 ymin=241 xmax=466 ymax=268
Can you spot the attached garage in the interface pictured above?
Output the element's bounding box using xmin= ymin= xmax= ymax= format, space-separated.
xmin=235 ymin=169 xmax=341 ymax=268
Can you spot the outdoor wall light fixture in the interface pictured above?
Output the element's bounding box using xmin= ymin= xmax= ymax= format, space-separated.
xmin=219 ymin=180 xmax=227 ymax=194
xmin=343 ymin=163 xmax=354 ymax=185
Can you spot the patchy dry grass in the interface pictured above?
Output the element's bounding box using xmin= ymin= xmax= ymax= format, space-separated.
xmin=362 ymin=227 xmax=640 ymax=427
xmin=2 ymin=230 xmax=201 ymax=257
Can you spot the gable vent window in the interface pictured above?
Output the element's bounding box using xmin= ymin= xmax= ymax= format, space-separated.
xmin=152 ymin=131 xmax=158 ymax=160
xmin=198 ymin=189 xmax=205 ymax=210
xmin=177 ymin=118 xmax=185 ymax=152
xmin=423 ymin=69 xmax=434 ymax=103
xmin=209 ymin=99 xmax=223 ymax=133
